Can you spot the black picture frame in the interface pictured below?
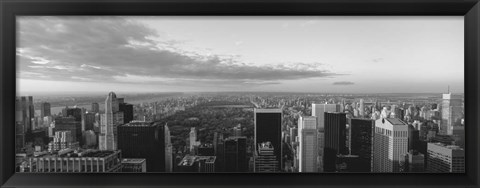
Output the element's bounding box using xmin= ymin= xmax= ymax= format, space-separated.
xmin=1 ymin=0 xmax=479 ymax=187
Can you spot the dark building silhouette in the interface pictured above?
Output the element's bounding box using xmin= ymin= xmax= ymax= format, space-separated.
xmin=324 ymin=112 xmax=347 ymax=172
xmin=16 ymin=96 xmax=34 ymax=150
xmin=198 ymin=144 xmax=215 ymax=156
xmin=117 ymin=121 xmax=165 ymax=172
xmin=119 ymin=103 xmax=134 ymax=124
xmin=40 ymin=102 xmax=51 ymax=118
xmin=224 ymin=136 xmax=247 ymax=172
xmin=408 ymin=124 xmax=420 ymax=151
xmin=54 ymin=116 xmax=82 ymax=143
xmin=63 ymin=107 xmax=82 ymax=122
xmin=254 ymin=109 xmax=282 ymax=171
xmin=349 ymin=118 xmax=374 ymax=172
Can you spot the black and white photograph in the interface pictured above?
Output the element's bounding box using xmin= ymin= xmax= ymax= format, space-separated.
xmin=15 ymin=16 xmax=465 ymax=173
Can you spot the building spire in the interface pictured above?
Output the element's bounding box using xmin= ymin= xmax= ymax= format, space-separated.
xmin=448 ymin=85 xmax=450 ymax=94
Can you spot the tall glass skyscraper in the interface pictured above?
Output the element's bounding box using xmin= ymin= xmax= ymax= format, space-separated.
xmin=99 ymin=92 xmax=124 ymax=151
xmin=373 ymin=118 xmax=408 ymax=172
xmin=350 ymin=118 xmax=374 ymax=172
xmin=117 ymin=121 xmax=166 ymax=172
xmin=312 ymin=103 xmax=340 ymax=172
xmin=324 ymin=112 xmax=347 ymax=172
xmin=254 ymin=108 xmax=282 ymax=171
xmin=298 ymin=116 xmax=318 ymax=172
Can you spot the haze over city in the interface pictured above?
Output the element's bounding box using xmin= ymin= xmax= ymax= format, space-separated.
xmin=17 ymin=16 xmax=463 ymax=95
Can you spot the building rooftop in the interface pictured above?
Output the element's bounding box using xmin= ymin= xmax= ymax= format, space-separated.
xmin=122 ymin=158 xmax=146 ymax=164
xmin=386 ymin=118 xmax=407 ymax=125
xmin=429 ymin=142 xmax=464 ymax=151
xmin=254 ymin=108 xmax=282 ymax=113
xmin=33 ymin=150 xmax=119 ymax=158
xmin=121 ymin=121 xmax=155 ymax=127
xmin=178 ymin=155 xmax=216 ymax=166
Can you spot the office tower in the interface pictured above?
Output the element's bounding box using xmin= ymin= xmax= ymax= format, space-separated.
xmin=40 ymin=102 xmax=51 ymax=118
xmin=349 ymin=118 xmax=374 ymax=172
xmin=177 ymin=155 xmax=216 ymax=172
xmin=373 ymin=118 xmax=409 ymax=172
xmin=119 ymin=103 xmax=134 ymax=124
xmin=198 ymin=144 xmax=215 ymax=156
xmin=165 ymin=124 xmax=173 ymax=172
xmin=83 ymin=112 xmax=96 ymax=131
xmin=48 ymin=131 xmax=78 ymax=151
xmin=254 ymin=142 xmax=279 ymax=172
xmin=99 ymin=92 xmax=124 ymax=151
xmin=408 ymin=124 xmax=420 ymax=151
xmin=214 ymin=133 xmax=225 ymax=172
xmin=359 ymin=99 xmax=365 ymax=117
xmin=399 ymin=150 xmax=425 ymax=172
xmin=63 ymin=107 xmax=82 ymax=122
xmin=233 ymin=124 xmax=242 ymax=137
xmin=335 ymin=155 xmax=362 ymax=172
xmin=121 ymin=158 xmax=147 ymax=172
xmin=441 ymin=93 xmax=463 ymax=135
xmin=117 ymin=121 xmax=165 ymax=172
xmin=298 ymin=116 xmax=318 ymax=172
xmin=83 ymin=130 xmax=97 ymax=148
xmin=54 ymin=116 xmax=82 ymax=143
xmin=16 ymin=96 xmax=34 ymax=150
xmin=91 ymin=102 xmax=100 ymax=113
xmin=289 ymin=127 xmax=298 ymax=145
xmin=324 ymin=112 xmax=347 ymax=172
xmin=427 ymin=143 xmax=465 ymax=172
xmin=311 ymin=103 xmax=340 ymax=172
xmin=452 ymin=126 xmax=465 ymax=148
xmin=254 ymin=108 xmax=282 ymax=171
xmin=189 ymin=127 xmax=199 ymax=153
xmin=25 ymin=150 xmax=122 ymax=172
xmin=224 ymin=136 xmax=247 ymax=172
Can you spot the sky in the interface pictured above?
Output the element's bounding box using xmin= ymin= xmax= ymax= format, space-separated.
xmin=16 ymin=16 xmax=464 ymax=95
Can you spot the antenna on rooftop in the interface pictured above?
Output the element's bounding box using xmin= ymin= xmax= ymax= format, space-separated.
xmin=448 ymin=85 xmax=450 ymax=94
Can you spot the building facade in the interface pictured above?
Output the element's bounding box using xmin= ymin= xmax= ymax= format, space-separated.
xmin=117 ymin=121 xmax=165 ymax=172
xmin=349 ymin=118 xmax=374 ymax=172
xmin=427 ymin=142 xmax=465 ymax=173
xmin=373 ymin=118 xmax=409 ymax=172
xmin=254 ymin=108 xmax=282 ymax=171
xmin=324 ymin=112 xmax=347 ymax=172
xmin=298 ymin=116 xmax=318 ymax=172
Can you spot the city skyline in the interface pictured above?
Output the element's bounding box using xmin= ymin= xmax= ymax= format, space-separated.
xmin=17 ymin=16 xmax=464 ymax=94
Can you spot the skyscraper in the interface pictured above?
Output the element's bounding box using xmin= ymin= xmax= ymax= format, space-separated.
xmin=359 ymin=99 xmax=365 ymax=117
xmin=54 ymin=116 xmax=82 ymax=144
xmin=119 ymin=103 xmax=134 ymax=124
xmin=40 ymin=102 xmax=51 ymax=118
xmin=441 ymin=93 xmax=463 ymax=135
xmin=324 ymin=112 xmax=347 ymax=172
xmin=189 ymin=127 xmax=198 ymax=153
xmin=298 ymin=116 xmax=318 ymax=172
xmin=165 ymin=124 xmax=173 ymax=172
xmin=349 ymin=118 xmax=374 ymax=172
xmin=427 ymin=142 xmax=464 ymax=172
xmin=311 ymin=103 xmax=340 ymax=172
xmin=91 ymin=102 xmax=100 ymax=113
xmin=373 ymin=118 xmax=408 ymax=172
xmin=16 ymin=96 xmax=34 ymax=150
xmin=117 ymin=121 xmax=166 ymax=172
xmin=254 ymin=142 xmax=279 ymax=172
xmin=254 ymin=108 xmax=282 ymax=171
xmin=99 ymin=92 xmax=124 ymax=151
xmin=224 ymin=136 xmax=247 ymax=172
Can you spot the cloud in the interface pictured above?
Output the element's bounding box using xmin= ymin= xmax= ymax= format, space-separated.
xmin=17 ymin=16 xmax=341 ymax=88
xmin=333 ymin=81 xmax=355 ymax=85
